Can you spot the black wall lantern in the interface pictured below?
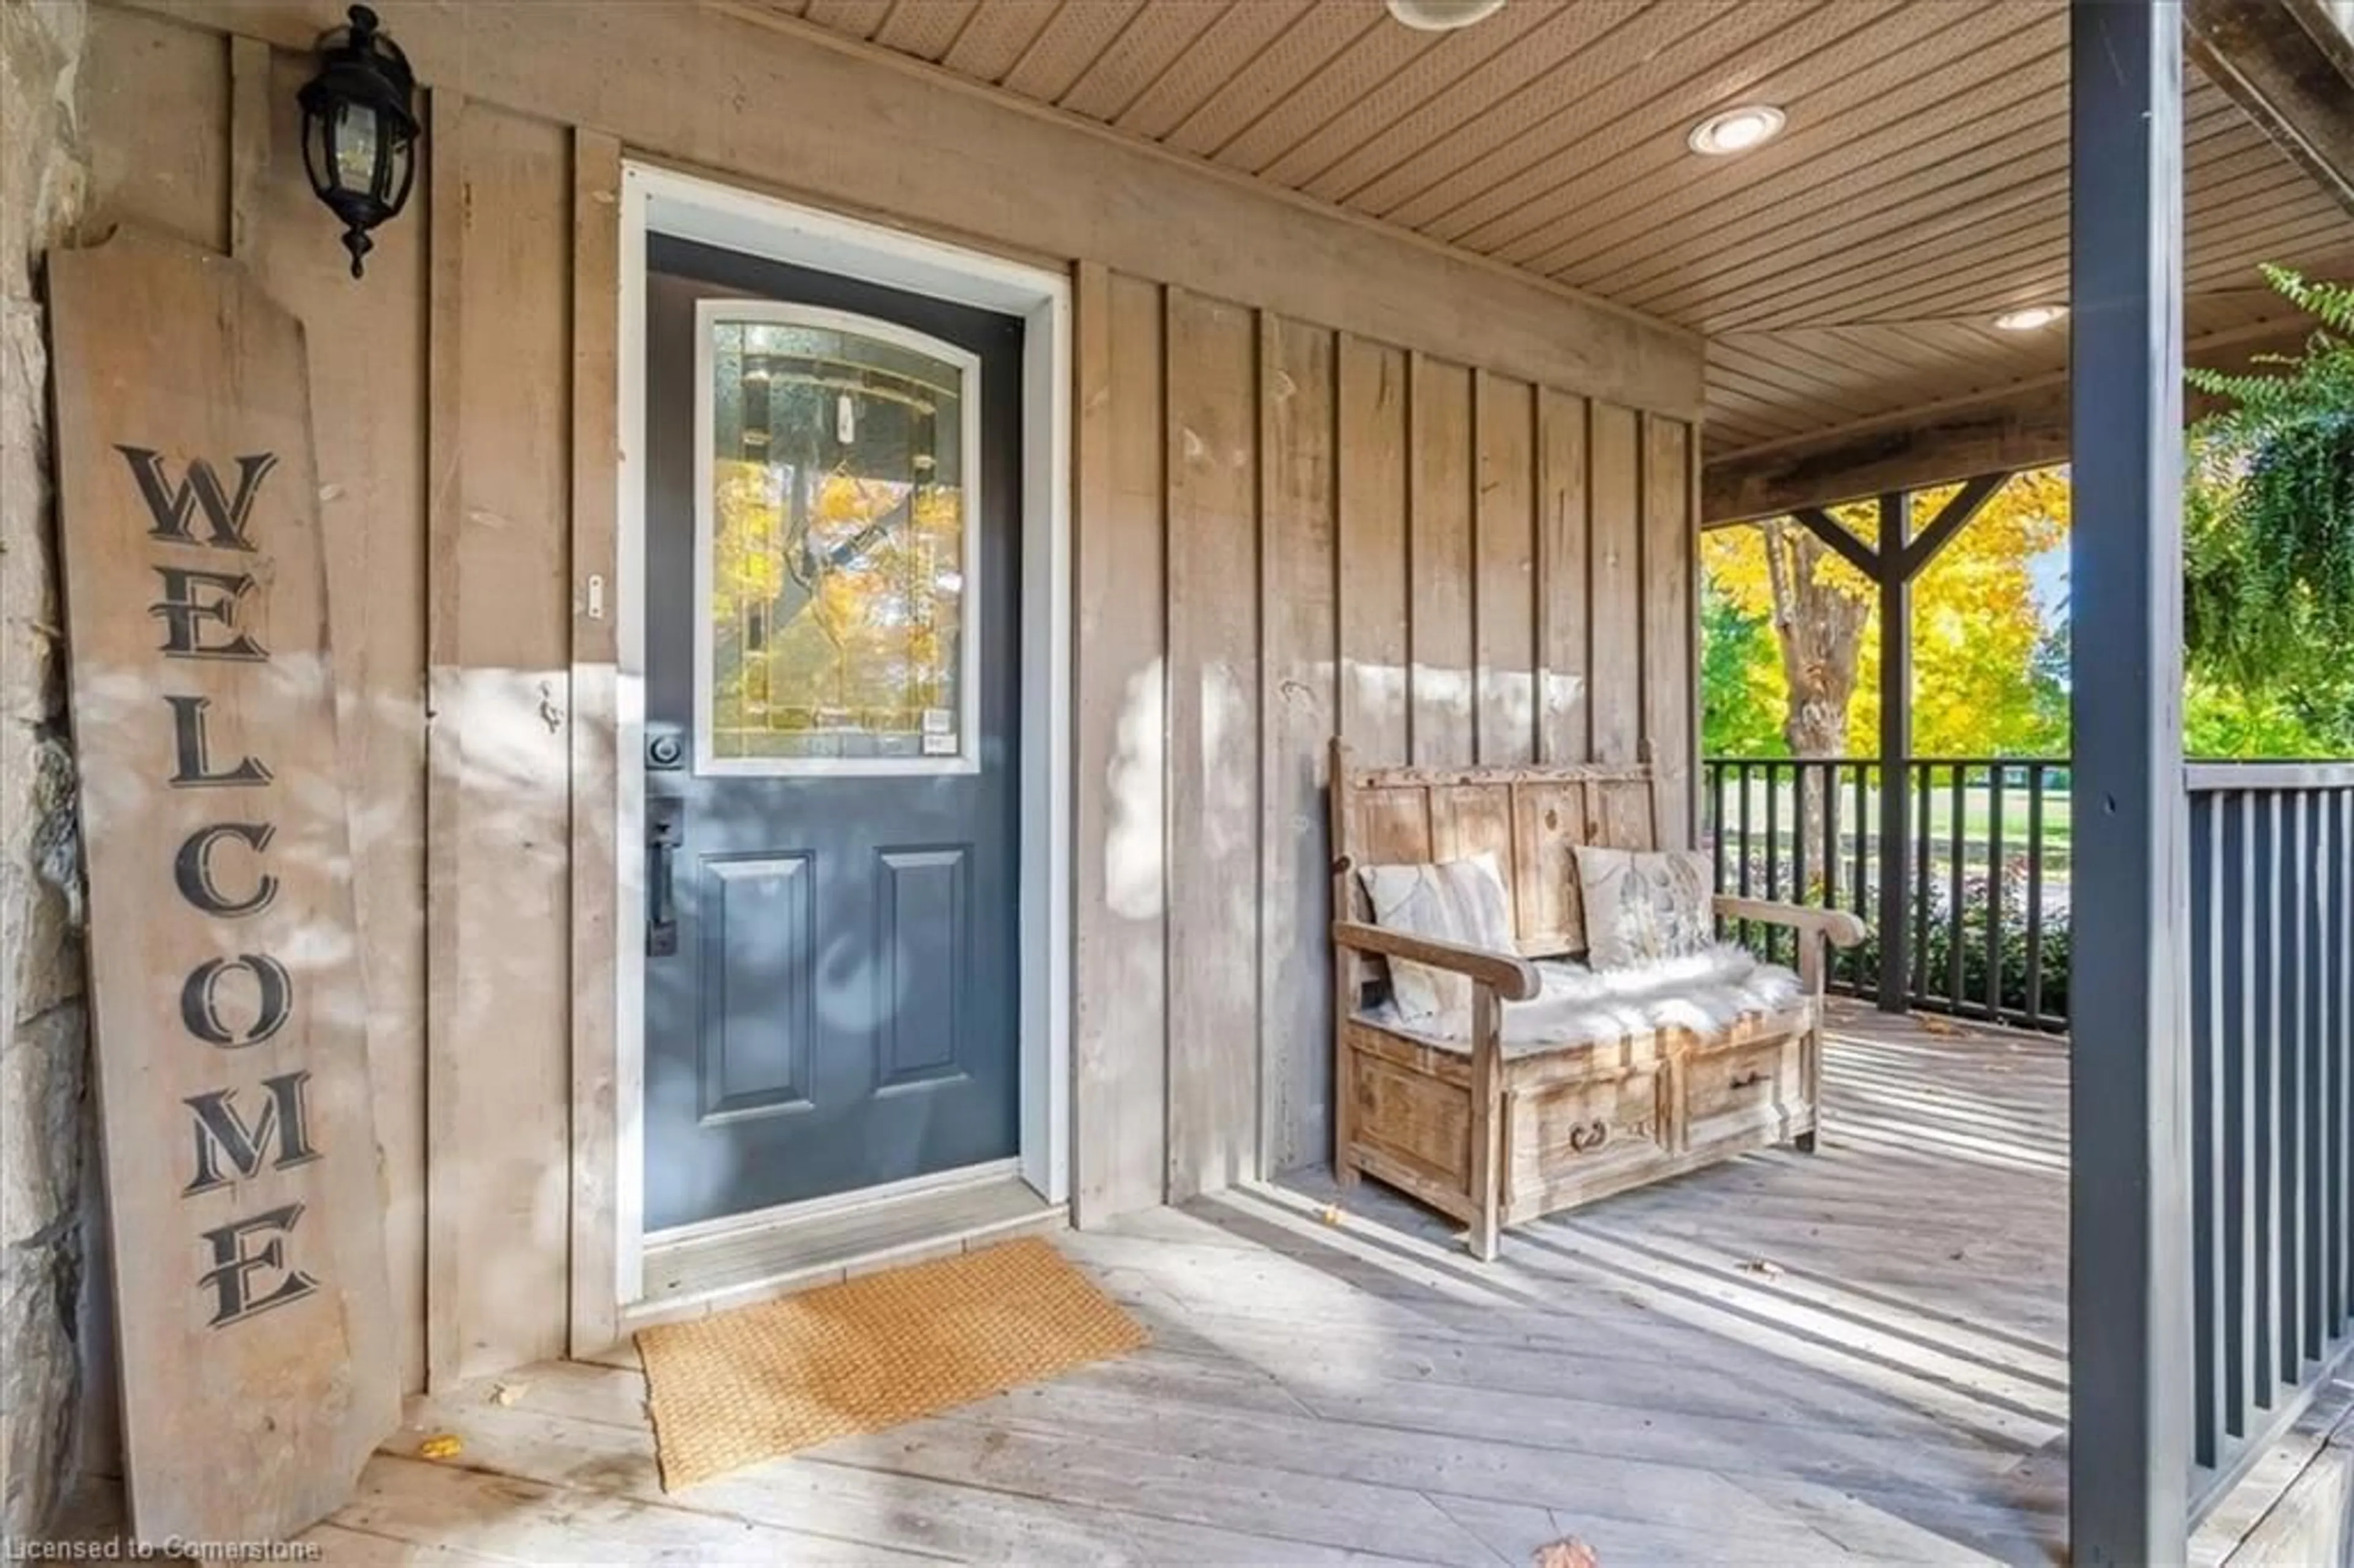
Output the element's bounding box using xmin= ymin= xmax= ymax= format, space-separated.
xmin=297 ymin=4 xmax=419 ymax=278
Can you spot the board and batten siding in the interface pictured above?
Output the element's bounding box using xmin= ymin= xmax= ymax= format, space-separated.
xmin=1071 ymin=268 xmax=1700 ymax=1219
xmin=75 ymin=0 xmax=1703 ymax=1399
xmin=82 ymin=7 xmax=576 ymax=1395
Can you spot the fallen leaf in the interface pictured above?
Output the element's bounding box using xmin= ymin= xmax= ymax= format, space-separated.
xmin=1736 ymin=1258 xmax=1786 ymax=1279
xmin=1919 ymin=1016 xmax=1962 ymax=1036
xmin=491 ymin=1382 xmax=528 ymax=1407
xmin=1319 ymin=1205 xmax=1343 ymax=1227
xmin=1533 ymin=1538 xmax=1600 ymax=1568
xmin=417 ymin=1433 xmax=463 ymax=1461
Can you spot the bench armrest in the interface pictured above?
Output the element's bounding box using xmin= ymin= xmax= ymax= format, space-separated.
xmin=1713 ymin=896 xmax=1870 ymax=950
xmin=1331 ymin=921 xmax=1542 ymax=1003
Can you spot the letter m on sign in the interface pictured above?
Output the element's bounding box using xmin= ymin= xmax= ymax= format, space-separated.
xmin=183 ymin=1071 xmax=321 ymax=1196
xmin=116 ymin=446 xmax=276 ymax=551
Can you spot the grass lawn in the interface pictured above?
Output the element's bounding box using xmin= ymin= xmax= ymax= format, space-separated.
xmin=1708 ymin=771 xmax=2075 ymax=866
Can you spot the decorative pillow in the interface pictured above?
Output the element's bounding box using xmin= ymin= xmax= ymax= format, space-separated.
xmin=1355 ymin=853 xmax=1515 ymax=1025
xmin=1574 ymin=845 xmax=1713 ymax=969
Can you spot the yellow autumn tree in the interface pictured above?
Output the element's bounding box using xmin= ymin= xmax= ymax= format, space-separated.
xmin=1700 ymin=468 xmax=2070 ymax=759
xmin=711 ymin=458 xmax=963 ymax=749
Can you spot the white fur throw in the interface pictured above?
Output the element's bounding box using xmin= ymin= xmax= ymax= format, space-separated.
xmin=1362 ymin=943 xmax=1804 ymax=1054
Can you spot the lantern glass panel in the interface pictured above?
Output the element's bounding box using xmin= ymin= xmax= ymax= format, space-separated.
xmin=332 ymin=101 xmax=381 ymax=192
xmin=383 ymin=131 xmax=413 ymax=209
xmin=303 ymin=102 xmax=332 ymax=195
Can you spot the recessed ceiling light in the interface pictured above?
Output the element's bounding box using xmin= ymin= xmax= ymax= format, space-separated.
xmin=1993 ymin=305 xmax=2068 ymax=332
xmin=1686 ymin=104 xmax=1786 ymax=156
xmin=1385 ymin=0 xmax=1507 ymax=31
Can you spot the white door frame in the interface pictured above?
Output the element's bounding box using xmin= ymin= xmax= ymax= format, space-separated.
xmin=611 ymin=162 xmax=1072 ymax=1306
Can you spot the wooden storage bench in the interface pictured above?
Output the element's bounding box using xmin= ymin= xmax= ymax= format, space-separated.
xmin=1328 ymin=742 xmax=1868 ymax=1258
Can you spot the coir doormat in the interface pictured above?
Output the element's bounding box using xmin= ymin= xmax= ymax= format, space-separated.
xmin=635 ymin=1236 xmax=1148 ymax=1490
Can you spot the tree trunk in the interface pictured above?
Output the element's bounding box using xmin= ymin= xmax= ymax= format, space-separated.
xmin=1760 ymin=518 xmax=1870 ymax=897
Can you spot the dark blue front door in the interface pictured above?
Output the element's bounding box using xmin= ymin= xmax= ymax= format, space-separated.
xmin=641 ymin=235 xmax=1022 ymax=1231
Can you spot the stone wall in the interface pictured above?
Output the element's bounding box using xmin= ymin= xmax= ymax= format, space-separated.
xmin=0 ymin=0 xmax=90 ymax=1543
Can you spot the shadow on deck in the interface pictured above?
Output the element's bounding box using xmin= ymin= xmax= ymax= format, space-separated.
xmin=1089 ymin=1007 xmax=2073 ymax=1565
xmin=253 ymin=1010 xmax=2346 ymax=1564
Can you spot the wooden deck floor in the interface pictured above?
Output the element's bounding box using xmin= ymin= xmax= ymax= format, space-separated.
xmin=280 ymin=1011 xmax=2110 ymax=1565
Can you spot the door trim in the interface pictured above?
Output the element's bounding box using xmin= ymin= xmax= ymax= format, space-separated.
xmin=643 ymin=1156 xmax=1021 ymax=1253
xmin=597 ymin=162 xmax=1072 ymax=1327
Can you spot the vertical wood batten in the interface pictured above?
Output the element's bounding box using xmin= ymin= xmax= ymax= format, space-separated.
xmin=2066 ymin=0 xmax=2194 ymax=1556
xmin=1587 ymin=403 xmax=1642 ymax=767
xmin=235 ymin=34 xmax=433 ymax=1396
xmin=425 ymin=97 xmax=576 ymax=1387
xmin=1257 ymin=313 xmax=1338 ymax=1175
xmin=1163 ymin=288 xmax=1261 ymax=1200
xmin=1641 ymin=414 xmax=1694 ymax=848
xmin=423 ymin=85 xmax=467 ymax=1393
xmin=1535 ymin=389 xmax=1590 ymax=765
xmin=566 ymin=127 xmax=623 ymax=1357
xmin=1336 ymin=335 xmax=1408 ymax=763
xmin=226 ymin=34 xmax=269 ymax=262
xmin=1408 ymin=355 xmax=1473 ymax=767
xmin=1474 ymin=371 xmax=1536 ymax=767
xmin=1072 ymin=267 xmax=1170 ymax=1225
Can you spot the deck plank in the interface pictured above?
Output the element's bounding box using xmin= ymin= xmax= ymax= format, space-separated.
xmin=302 ymin=1014 xmax=2115 ymax=1565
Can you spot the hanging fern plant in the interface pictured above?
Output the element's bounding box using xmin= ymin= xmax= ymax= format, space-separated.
xmin=2184 ymin=267 xmax=2354 ymax=687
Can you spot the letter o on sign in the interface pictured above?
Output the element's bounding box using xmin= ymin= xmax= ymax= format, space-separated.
xmin=181 ymin=954 xmax=294 ymax=1049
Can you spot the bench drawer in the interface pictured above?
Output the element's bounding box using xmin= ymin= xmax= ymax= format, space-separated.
xmin=1685 ymin=1036 xmax=1808 ymax=1150
xmin=1509 ymin=1068 xmax=1671 ymax=1199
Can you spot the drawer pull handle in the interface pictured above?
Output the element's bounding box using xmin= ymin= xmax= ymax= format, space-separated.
xmin=1567 ymin=1119 xmax=1609 ymax=1153
xmin=1730 ymin=1070 xmax=1767 ymax=1090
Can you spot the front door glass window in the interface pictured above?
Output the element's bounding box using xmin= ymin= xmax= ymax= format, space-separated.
xmin=697 ymin=303 xmax=978 ymax=773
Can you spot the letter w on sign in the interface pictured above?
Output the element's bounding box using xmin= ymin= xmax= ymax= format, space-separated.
xmin=45 ymin=229 xmax=396 ymax=1545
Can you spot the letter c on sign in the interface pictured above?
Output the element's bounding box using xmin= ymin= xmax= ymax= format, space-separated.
xmin=181 ymin=954 xmax=293 ymax=1049
xmin=175 ymin=823 xmax=278 ymax=918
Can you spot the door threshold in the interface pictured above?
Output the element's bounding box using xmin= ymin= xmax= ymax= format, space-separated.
xmin=617 ymin=1172 xmax=1065 ymax=1335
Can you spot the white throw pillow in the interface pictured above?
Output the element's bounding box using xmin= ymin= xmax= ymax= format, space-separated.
xmin=1574 ymin=845 xmax=1714 ymax=970
xmin=1356 ymin=853 xmax=1516 ymax=1024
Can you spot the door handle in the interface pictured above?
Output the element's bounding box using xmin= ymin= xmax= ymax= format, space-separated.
xmin=647 ymin=799 xmax=684 ymax=957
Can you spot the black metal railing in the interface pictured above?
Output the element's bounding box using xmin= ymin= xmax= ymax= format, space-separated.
xmin=1702 ymin=756 xmax=2071 ymax=1030
xmin=2188 ymin=764 xmax=2354 ymax=1515
xmin=1707 ymin=753 xmax=2354 ymax=1517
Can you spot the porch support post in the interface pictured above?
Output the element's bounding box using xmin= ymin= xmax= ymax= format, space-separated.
xmin=1874 ymin=492 xmax=1911 ymax=1014
xmin=2068 ymin=1 xmax=2194 ymax=1562
xmin=1788 ymin=479 xmax=2009 ymax=1014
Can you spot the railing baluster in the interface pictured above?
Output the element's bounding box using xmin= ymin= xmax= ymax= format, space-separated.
xmin=2027 ymin=764 xmax=2048 ymax=1027
xmin=1791 ymin=763 xmax=1812 ymax=965
xmin=1851 ymin=763 xmax=1870 ymax=993
xmin=2257 ymin=791 xmax=2279 ymax=1410
xmin=2299 ymin=791 xmax=2323 ymax=1363
xmin=1821 ymin=762 xmax=1839 ymax=908
xmin=1914 ymin=763 xmax=1933 ymax=1005
xmin=2192 ymin=791 xmax=2220 ymax=1467
xmin=2225 ymin=788 xmax=2252 ymax=1439
xmin=2337 ymin=788 xmax=2353 ymax=1339
xmin=1765 ymin=761 xmax=1785 ymax=966
xmin=2272 ymin=790 xmax=2298 ymax=1392
xmin=1710 ymin=761 xmax=1728 ymax=926
xmin=1987 ymin=764 xmax=2007 ymax=1022
xmin=1948 ymin=763 xmax=1967 ymax=1012
xmin=2323 ymin=786 xmax=2341 ymax=1344
xmin=1737 ymin=762 xmax=1754 ymax=953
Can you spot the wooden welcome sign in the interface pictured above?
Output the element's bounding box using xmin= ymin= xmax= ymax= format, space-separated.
xmin=47 ymin=230 xmax=396 ymax=1543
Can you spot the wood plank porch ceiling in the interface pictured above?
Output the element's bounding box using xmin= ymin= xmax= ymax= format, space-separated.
xmin=745 ymin=0 xmax=2354 ymax=462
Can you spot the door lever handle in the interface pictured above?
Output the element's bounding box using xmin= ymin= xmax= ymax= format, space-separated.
xmin=647 ymin=799 xmax=685 ymax=957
